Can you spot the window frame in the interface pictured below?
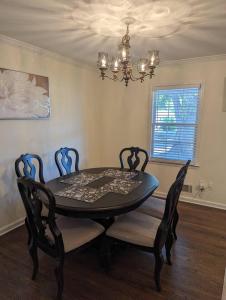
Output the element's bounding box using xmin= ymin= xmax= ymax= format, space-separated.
xmin=149 ymin=84 xmax=202 ymax=167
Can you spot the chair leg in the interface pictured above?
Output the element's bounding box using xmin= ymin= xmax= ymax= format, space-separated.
xmin=29 ymin=241 xmax=39 ymax=280
xmin=55 ymin=256 xmax=64 ymax=300
xmin=172 ymin=209 xmax=179 ymax=240
xmin=165 ymin=230 xmax=174 ymax=265
xmin=154 ymin=250 xmax=164 ymax=292
xmin=25 ymin=217 xmax=32 ymax=245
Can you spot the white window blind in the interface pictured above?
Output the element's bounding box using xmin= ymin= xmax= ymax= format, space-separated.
xmin=151 ymin=86 xmax=201 ymax=163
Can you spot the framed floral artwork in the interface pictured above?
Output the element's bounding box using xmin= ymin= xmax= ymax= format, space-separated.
xmin=0 ymin=68 xmax=50 ymax=119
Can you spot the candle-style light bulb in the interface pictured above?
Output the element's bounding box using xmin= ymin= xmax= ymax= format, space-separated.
xmin=111 ymin=57 xmax=121 ymax=73
xmin=101 ymin=57 xmax=107 ymax=68
xmin=120 ymin=45 xmax=129 ymax=63
xmin=97 ymin=52 xmax=109 ymax=70
xmin=141 ymin=63 xmax=145 ymax=72
xmin=148 ymin=50 xmax=160 ymax=67
xmin=137 ymin=58 xmax=148 ymax=74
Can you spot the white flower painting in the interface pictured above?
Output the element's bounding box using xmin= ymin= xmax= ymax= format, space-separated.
xmin=0 ymin=68 xmax=50 ymax=119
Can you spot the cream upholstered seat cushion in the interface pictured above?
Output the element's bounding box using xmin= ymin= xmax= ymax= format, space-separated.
xmin=137 ymin=196 xmax=165 ymax=219
xmin=47 ymin=217 xmax=104 ymax=253
xmin=106 ymin=211 xmax=161 ymax=248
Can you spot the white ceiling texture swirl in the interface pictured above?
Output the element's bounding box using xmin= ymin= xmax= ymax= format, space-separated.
xmin=0 ymin=0 xmax=226 ymax=64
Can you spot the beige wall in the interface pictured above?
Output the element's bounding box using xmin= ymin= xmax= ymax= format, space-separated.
xmin=0 ymin=40 xmax=101 ymax=231
xmin=98 ymin=57 xmax=226 ymax=207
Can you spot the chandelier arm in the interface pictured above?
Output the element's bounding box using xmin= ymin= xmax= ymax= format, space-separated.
xmin=100 ymin=73 xmax=120 ymax=82
xmin=105 ymin=74 xmax=117 ymax=81
xmin=144 ymin=70 xmax=155 ymax=79
xmin=120 ymin=76 xmax=126 ymax=82
xmin=141 ymin=73 xmax=151 ymax=79
xmin=129 ymin=76 xmax=140 ymax=82
xmin=130 ymin=72 xmax=144 ymax=81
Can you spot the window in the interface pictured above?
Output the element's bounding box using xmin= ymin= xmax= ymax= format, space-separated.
xmin=151 ymin=85 xmax=201 ymax=164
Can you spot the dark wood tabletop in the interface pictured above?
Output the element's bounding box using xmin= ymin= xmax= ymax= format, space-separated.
xmin=47 ymin=167 xmax=159 ymax=218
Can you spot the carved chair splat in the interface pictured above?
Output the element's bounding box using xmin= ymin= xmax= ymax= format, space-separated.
xmin=55 ymin=147 xmax=79 ymax=176
xmin=119 ymin=147 xmax=149 ymax=172
xmin=15 ymin=153 xmax=45 ymax=183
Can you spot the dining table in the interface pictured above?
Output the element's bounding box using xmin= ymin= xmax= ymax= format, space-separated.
xmin=47 ymin=167 xmax=159 ymax=219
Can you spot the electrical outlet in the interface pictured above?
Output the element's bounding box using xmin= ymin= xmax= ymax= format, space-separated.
xmin=199 ymin=180 xmax=213 ymax=192
xmin=199 ymin=180 xmax=207 ymax=192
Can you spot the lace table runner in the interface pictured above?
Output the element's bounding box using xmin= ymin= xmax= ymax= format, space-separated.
xmin=56 ymin=169 xmax=141 ymax=203
xmin=60 ymin=172 xmax=103 ymax=187
xmin=101 ymin=169 xmax=137 ymax=180
xmin=102 ymin=178 xmax=141 ymax=195
xmin=56 ymin=178 xmax=142 ymax=202
xmin=55 ymin=186 xmax=108 ymax=203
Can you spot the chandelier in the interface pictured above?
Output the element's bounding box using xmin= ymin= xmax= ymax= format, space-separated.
xmin=97 ymin=18 xmax=160 ymax=87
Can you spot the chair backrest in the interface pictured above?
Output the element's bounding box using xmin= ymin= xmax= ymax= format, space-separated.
xmin=154 ymin=174 xmax=185 ymax=249
xmin=15 ymin=153 xmax=45 ymax=183
xmin=17 ymin=177 xmax=64 ymax=255
xmin=119 ymin=147 xmax=149 ymax=172
xmin=55 ymin=147 xmax=79 ymax=176
xmin=162 ymin=174 xmax=185 ymax=225
xmin=176 ymin=160 xmax=191 ymax=180
xmin=175 ymin=159 xmax=191 ymax=195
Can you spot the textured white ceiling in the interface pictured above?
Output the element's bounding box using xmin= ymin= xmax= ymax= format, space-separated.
xmin=0 ymin=0 xmax=226 ymax=65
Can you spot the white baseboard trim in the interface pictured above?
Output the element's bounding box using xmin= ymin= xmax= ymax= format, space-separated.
xmin=154 ymin=191 xmax=226 ymax=211
xmin=0 ymin=217 xmax=25 ymax=237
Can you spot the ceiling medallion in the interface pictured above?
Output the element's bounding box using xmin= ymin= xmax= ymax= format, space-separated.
xmin=97 ymin=18 xmax=160 ymax=87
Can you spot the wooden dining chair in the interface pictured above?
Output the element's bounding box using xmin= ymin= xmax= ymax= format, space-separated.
xmin=119 ymin=147 xmax=149 ymax=172
xmin=103 ymin=174 xmax=184 ymax=292
xmin=55 ymin=147 xmax=79 ymax=176
xmin=17 ymin=177 xmax=104 ymax=300
xmin=15 ymin=153 xmax=46 ymax=245
xmin=15 ymin=153 xmax=45 ymax=183
xmin=137 ymin=160 xmax=191 ymax=240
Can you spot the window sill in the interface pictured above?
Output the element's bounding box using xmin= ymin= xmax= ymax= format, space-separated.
xmin=149 ymin=159 xmax=200 ymax=168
